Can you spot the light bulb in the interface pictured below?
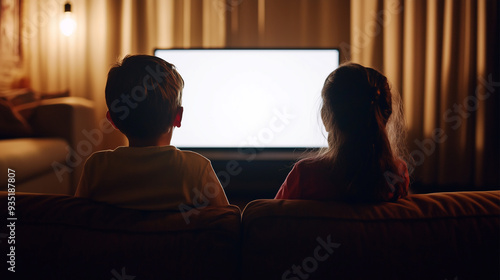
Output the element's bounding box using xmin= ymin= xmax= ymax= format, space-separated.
xmin=60 ymin=3 xmax=76 ymax=36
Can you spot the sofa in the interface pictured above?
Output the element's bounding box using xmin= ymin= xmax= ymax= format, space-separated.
xmin=0 ymin=191 xmax=241 ymax=280
xmin=0 ymin=96 xmax=96 ymax=195
xmin=241 ymin=191 xmax=500 ymax=280
xmin=1 ymin=190 xmax=499 ymax=279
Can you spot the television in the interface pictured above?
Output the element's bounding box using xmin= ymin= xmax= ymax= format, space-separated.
xmin=154 ymin=48 xmax=340 ymax=153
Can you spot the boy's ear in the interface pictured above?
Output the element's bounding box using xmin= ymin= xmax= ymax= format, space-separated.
xmin=106 ymin=111 xmax=118 ymax=130
xmin=173 ymin=107 xmax=183 ymax=128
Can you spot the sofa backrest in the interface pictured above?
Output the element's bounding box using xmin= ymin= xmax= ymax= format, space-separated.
xmin=2 ymin=191 xmax=499 ymax=280
xmin=241 ymin=191 xmax=500 ymax=280
xmin=0 ymin=192 xmax=241 ymax=280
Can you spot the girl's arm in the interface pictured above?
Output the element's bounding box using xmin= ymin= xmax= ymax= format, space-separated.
xmin=275 ymin=163 xmax=302 ymax=199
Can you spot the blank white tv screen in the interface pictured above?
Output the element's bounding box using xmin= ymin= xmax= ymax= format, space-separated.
xmin=154 ymin=49 xmax=339 ymax=148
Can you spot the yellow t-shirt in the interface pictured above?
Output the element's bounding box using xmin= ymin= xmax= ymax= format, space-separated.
xmin=75 ymin=146 xmax=229 ymax=210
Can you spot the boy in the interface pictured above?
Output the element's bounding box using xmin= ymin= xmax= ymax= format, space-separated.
xmin=75 ymin=55 xmax=229 ymax=209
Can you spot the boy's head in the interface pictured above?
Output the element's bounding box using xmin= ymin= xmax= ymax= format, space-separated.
xmin=105 ymin=55 xmax=184 ymax=141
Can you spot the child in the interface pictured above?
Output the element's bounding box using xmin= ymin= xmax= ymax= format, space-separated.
xmin=75 ymin=55 xmax=229 ymax=209
xmin=275 ymin=63 xmax=410 ymax=202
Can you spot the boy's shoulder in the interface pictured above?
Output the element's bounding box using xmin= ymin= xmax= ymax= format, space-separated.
xmin=177 ymin=149 xmax=210 ymax=161
xmin=84 ymin=148 xmax=114 ymax=162
xmin=87 ymin=146 xmax=210 ymax=164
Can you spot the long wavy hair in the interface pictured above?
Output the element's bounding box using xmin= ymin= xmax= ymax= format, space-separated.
xmin=317 ymin=63 xmax=410 ymax=202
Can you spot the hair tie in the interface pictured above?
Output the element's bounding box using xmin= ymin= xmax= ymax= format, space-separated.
xmin=373 ymin=87 xmax=380 ymax=100
xmin=370 ymin=87 xmax=380 ymax=105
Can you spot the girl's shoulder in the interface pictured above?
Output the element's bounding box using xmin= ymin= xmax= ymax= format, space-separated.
xmin=394 ymin=158 xmax=409 ymax=173
xmin=295 ymin=157 xmax=329 ymax=168
xmin=292 ymin=157 xmax=333 ymax=175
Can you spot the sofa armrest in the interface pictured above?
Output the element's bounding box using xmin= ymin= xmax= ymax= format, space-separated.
xmin=20 ymin=97 xmax=95 ymax=143
xmin=18 ymin=97 xmax=96 ymax=189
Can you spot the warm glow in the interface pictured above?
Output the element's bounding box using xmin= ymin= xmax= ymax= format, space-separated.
xmin=60 ymin=12 xmax=76 ymax=36
xmin=155 ymin=49 xmax=340 ymax=148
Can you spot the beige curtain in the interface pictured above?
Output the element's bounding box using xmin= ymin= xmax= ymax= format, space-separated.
xmin=21 ymin=0 xmax=499 ymax=188
xmin=350 ymin=0 xmax=499 ymax=189
xmin=22 ymin=0 xmax=227 ymax=149
xmin=226 ymin=0 xmax=351 ymax=50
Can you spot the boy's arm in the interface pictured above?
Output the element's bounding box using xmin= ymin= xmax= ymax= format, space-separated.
xmin=74 ymin=169 xmax=88 ymax=197
xmin=74 ymin=156 xmax=93 ymax=197
xmin=201 ymin=163 xmax=229 ymax=206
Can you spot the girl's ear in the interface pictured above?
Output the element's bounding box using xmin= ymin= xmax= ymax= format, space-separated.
xmin=173 ymin=107 xmax=183 ymax=128
xmin=106 ymin=111 xmax=118 ymax=130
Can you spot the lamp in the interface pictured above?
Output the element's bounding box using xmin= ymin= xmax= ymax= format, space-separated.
xmin=60 ymin=2 xmax=76 ymax=36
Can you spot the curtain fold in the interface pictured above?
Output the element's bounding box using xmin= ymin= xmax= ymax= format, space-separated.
xmin=226 ymin=0 xmax=350 ymax=49
xmin=20 ymin=0 xmax=499 ymax=189
xmin=350 ymin=0 xmax=499 ymax=189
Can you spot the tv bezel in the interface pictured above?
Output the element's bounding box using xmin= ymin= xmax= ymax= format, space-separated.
xmin=153 ymin=47 xmax=340 ymax=158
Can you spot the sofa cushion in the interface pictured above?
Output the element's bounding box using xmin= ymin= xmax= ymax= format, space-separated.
xmin=0 ymin=138 xmax=68 ymax=186
xmin=0 ymin=192 xmax=241 ymax=280
xmin=241 ymin=191 xmax=500 ymax=280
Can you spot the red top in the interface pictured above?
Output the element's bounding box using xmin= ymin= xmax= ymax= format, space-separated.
xmin=275 ymin=157 xmax=409 ymax=201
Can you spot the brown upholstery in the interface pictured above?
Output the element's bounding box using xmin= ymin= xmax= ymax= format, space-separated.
xmin=0 ymin=138 xmax=67 ymax=183
xmin=242 ymin=191 xmax=500 ymax=280
xmin=1 ymin=191 xmax=498 ymax=279
xmin=0 ymin=192 xmax=241 ymax=280
xmin=0 ymin=98 xmax=32 ymax=139
xmin=0 ymin=97 xmax=96 ymax=194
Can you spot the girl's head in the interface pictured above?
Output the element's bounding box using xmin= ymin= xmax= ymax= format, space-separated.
xmin=321 ymin=63 xmax=393 ymax=144
xmin=319 ymin=63 xmax=408 ymax=201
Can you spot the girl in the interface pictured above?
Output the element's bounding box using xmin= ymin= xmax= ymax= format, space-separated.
xmin=275 ymin=63 xmax=410 ymax=202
